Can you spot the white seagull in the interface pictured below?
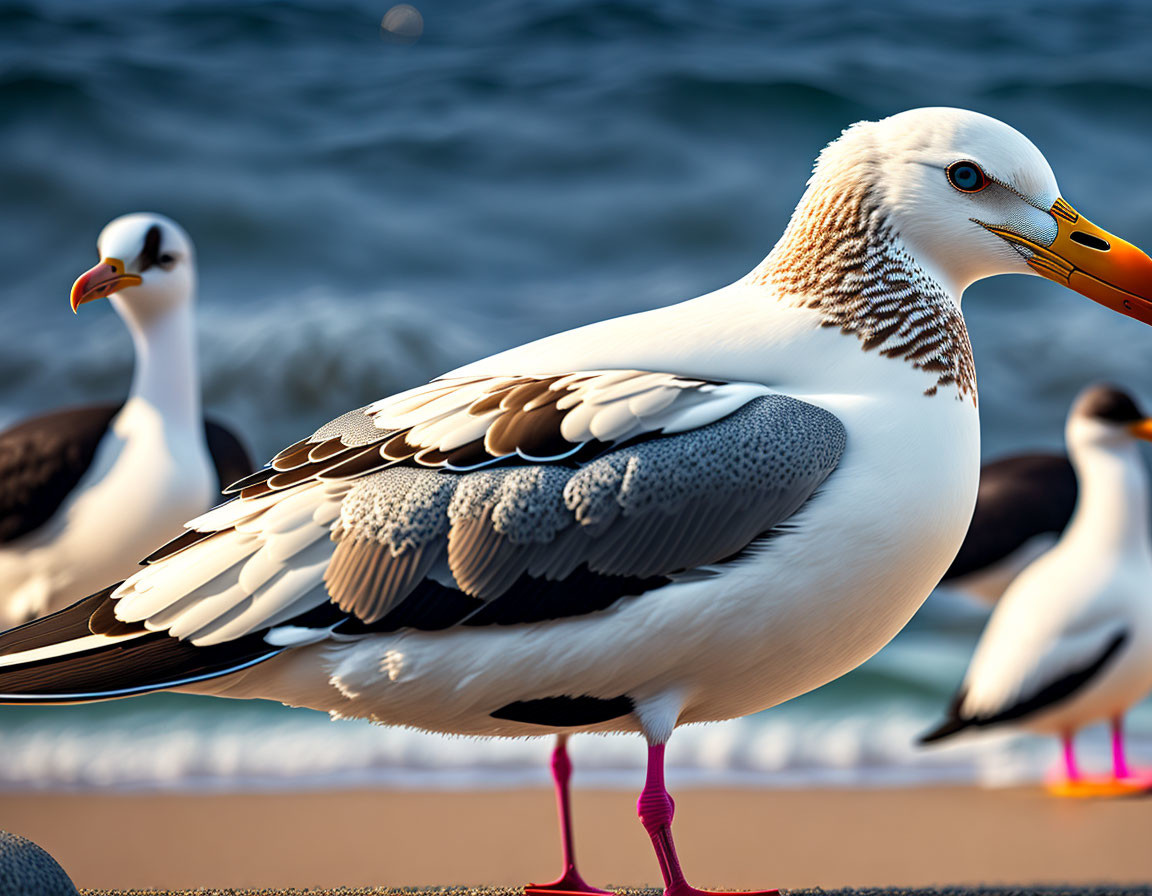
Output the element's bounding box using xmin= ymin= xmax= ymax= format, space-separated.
xmin=922 ymin=384 xmax=1152 ymax=797
xmin=2 ymin=109 xmax=1151 ymax=895
xmin=0 ymin=214 xmax=252 ymax=628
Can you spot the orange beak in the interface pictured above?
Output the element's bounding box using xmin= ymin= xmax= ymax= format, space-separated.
xmin=70 ymin=258 xmax=141 ymax=313
xmin=1128 ymin=419 xmax=1152 ymax=441
xmin=983 ymin=198 xmax=1152 ymax=326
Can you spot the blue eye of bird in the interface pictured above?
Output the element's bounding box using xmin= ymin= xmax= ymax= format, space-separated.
xmin=946 ymin=161 xmax=989 ymax=193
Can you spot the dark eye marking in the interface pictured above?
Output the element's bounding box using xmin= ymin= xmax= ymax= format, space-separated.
xmin=134 ymin=225 xmax=163 ymax=272
xmin=946 ymin=160 xmax=990 ymax=194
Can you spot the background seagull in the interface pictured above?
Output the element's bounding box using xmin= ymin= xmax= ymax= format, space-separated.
xmin=941 ymin=452 xmax=1077 ymax=602
xmin=922 ymin=384 xmax=1152 ymax=797
xmin=0 ymin=213 xmax=251 ymax=628
xmin=2 ymin=109 xmax=1152 ymax=895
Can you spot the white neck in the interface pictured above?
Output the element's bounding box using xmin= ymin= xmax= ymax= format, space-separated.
xmin=1064 ymin=439 xmax=1152 ymax=560
xmin=112 ymin=299 xmax=202 ymax=431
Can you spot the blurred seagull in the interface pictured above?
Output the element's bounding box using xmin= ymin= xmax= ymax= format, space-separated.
xmin=0 ymin=214 xmax=252 ymax=628
xmin=941 ymin=452 xmax=1077 ymax=602
xmin=2 ymin=110 xmax=1152 ymax=895
xmin=922 ymin=384 xmax=1152 ymax=797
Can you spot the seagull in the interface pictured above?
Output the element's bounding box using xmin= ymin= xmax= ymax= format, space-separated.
xmin=941 ymin=452 xmax=1076 ymax=602
xmin=922 ymin=384 xmax=1152 ymax=797
xmin=2 ymin=109 xmax=1151 ymax=895
xmin=0 ymin=213 xmax=252 ymax=628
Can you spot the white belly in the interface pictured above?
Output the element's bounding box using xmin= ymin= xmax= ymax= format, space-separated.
xmin=992 ymin=560 xmax=1152 ymax=736
xmin=0 ymin=401 xmax=216 ymax=625
xmin=206 ymin=351 xmax=981 ymax=738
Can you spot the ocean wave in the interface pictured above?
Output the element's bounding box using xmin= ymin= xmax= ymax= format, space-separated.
xmin=2 ymin=692 xmax=1145 ymax=793
xmin=0 ymin=289 xmax=490 ymax=458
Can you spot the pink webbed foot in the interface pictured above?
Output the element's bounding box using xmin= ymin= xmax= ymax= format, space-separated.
xmin=1047 ymin=775 xmax=1152 ymax=798
xmin=664 ymin=886 xmax=778 ymax=896
xmin=1046 ymin=727 xmax=1152 ymax=798
xmin=1114 ymin=770 xmax=1152 ymax=793
xmin=1106 ymin=717 xmax=1152 ymax=795
xmin=525 ymin=868 xmax=613 ymax=896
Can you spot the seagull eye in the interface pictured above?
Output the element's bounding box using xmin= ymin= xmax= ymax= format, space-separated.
xmin=158 ymin=253 xmax=176 ymax=269
xmin=946 ymin=161 xmax=990 ymax=193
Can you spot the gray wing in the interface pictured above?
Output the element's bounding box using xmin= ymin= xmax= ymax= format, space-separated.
xmin=331 ymin=393 xmax=845 ymax=609
xmin=115 ymin=390 xmax=844 ymax=646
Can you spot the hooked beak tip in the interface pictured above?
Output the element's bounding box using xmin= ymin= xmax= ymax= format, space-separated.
xmin=69 ymin=259 xmax=140 ymax=313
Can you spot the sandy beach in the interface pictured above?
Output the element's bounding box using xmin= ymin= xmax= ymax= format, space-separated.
xmin=2 ymin=786 xmax=1149 ymax=892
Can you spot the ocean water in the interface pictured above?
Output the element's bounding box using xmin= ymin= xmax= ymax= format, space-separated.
xmin=1 ymin=0 xmax=1152 ymax=791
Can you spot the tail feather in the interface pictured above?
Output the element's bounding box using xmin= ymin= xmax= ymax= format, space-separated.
xmin=918 ymin=687 xmax=971 ymax=745
xmin=0 ymin=585 xmax=281 ymax=704
xmin=918 ymin=714 xmax=971 ymax=744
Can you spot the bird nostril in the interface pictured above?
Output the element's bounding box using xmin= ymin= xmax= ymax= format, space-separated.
xmin=1070 ymin=231 xmax=1110 ymax=251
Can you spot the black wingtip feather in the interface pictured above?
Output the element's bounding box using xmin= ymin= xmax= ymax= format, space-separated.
xmin=0 ymin=584 xmax=282 ymax=705
xmin=142 ymin=526 xmax=215 ymax=565
xmin=222 ymin=465 xmax=275 ymax=495
xmin=918 ymin=687 xmax=971 ymax=745
xmin=0 ymin=585 xmax=122 ymax=658
xmin=918 ymin=715 xmax=971 ymax=744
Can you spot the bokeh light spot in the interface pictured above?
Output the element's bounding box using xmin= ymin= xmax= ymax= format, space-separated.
xmin=381 ymin=4 xmax=423 ymax=44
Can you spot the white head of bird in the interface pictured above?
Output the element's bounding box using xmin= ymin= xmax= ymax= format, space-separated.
xmin=1061 ymin=383 xmax=1152 ymax=559
xmin=774 ymin=107 xmax=1152 ymax=315
xmin=1067 ymin=384 xmax=1152 ymax=455
xmin=70 ymin=213 xmax=196 ymax=328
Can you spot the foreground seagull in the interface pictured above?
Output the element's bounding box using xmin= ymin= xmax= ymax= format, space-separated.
xmin=941 ymin=453 xmax=1076 ymax=602
xmin=0 ymin=214 xmax=251 ymax=628
xmin=2 ymin=109 xmax=1152 ymax=895
xmin=922 ymin=384 xmax=1152 ymax=797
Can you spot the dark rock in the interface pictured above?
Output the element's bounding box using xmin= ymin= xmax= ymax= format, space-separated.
xmin=0 ymin=830 xmax=78 ymax=896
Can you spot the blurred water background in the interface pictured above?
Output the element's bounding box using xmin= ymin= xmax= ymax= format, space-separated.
xmin=2 ymin=0 xmax=1152 ymax=791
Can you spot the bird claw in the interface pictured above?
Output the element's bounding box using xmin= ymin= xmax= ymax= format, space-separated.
xmin=664 ymin=887 xmax=779 ymax=896
xmin=525 ymin=869 xmax=613 ymax=895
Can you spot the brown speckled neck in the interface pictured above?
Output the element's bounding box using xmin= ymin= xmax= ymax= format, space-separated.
xmin=748 ymin=182 xmax=976 ymax=402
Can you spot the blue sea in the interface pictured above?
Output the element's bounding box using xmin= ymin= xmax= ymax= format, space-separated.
xmin=1 ymin=0 xmax=1152 ymax=791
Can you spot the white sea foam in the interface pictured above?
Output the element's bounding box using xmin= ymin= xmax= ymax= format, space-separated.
xmin=2 ymin=698 xmax=1147 ymax=793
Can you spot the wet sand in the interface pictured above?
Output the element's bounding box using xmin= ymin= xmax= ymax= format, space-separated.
xmin=2 ymin=786 xmax=1149 ymax=892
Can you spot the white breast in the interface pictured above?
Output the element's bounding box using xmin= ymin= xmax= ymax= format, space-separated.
xmin=0 ymin=399 xmax=216 ymax=623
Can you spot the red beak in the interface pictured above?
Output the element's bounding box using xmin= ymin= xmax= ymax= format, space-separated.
xmin=70 ymin=258 xmax=141 ymax=313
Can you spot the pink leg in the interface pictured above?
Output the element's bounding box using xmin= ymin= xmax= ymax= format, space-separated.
xmin=526 ymin=734 xmax=611 ymax=896
xmin=637 ymin=742 xmax=778 ymax=896
xmin=1111 ymin=716 xmax=1132 ymax=780
xmin=1062 ymin=731 xmax=1081 ymax=782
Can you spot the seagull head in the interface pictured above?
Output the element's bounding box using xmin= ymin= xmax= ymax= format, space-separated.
xmin=1067 ymin=384 xmax=1152 ymax=453
xmin=805 ymin=107 xmax=1152 ymax=319
xmin=70 ymin=213 xmax=196 ymax=323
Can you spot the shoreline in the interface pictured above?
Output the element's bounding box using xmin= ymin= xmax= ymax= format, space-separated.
xmin=3 ymin=785 xmax=1150 ymax=891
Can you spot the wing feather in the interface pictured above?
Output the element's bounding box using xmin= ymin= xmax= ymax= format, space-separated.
xmin=99 ymin=375 xmax=843 ymax=657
